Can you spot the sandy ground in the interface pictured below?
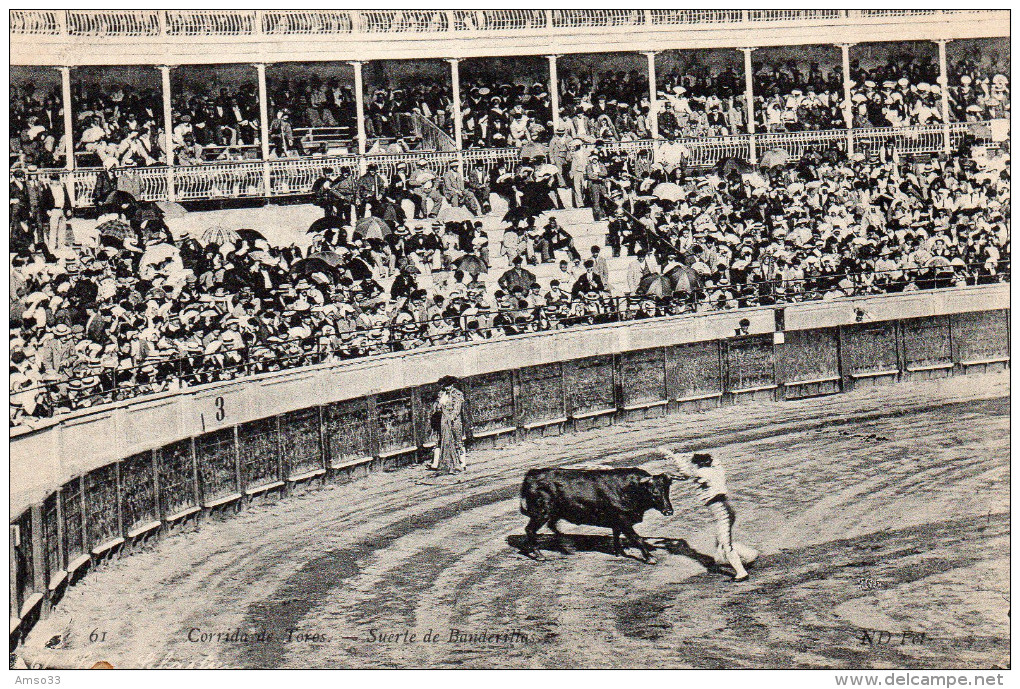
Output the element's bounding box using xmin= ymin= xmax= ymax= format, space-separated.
xmin=22 ymin=373 xmax=1010 ymax=669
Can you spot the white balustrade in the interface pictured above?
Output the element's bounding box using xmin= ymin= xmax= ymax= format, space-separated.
xmin=36 ymin=123 xmax=999 ymax=207
xmin=10 ymin=9 xmax=1005 ymax=37
xmin=552 ymin=10 xmax=646 ymax=28
xmin=66 ymin=10 xmax=160 ymax=36
xmin=10 ymin=10 xmax=62 ymax=35
xmin=164 ymin=10 xmax=256 ymax=36
xmin=261 ymin=11 xmax=354 ymax=35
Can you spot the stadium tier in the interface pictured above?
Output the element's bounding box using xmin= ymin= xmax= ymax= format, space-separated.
xmin=6 ymin=9 xmax=1013 ymax=662
xmin=10 ymin=9 xmax=1009 ymax=204
xmin=9 ymin=9 xmax=1011 ymax=430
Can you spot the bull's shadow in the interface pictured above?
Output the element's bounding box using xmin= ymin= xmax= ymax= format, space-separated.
xmin=506 ymin=534 xmax=729 ymax=572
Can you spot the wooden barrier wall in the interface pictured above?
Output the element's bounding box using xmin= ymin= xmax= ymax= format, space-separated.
xmin=8 ymin=299 xmax=1011 ymax=644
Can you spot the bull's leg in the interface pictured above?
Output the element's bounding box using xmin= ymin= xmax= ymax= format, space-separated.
xmin=623 ymin=525 xmax=656 ymax=564
xmin=612 ymin=529 xmax=624 ymax=557
xmin=525 ymin=516 xmax=545 ymax=560
xmin=548 ymin=519 xmax=574 ymax=554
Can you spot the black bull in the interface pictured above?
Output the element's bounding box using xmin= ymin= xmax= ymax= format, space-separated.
xmin=519 ymin=468 xmax=674 ymax=563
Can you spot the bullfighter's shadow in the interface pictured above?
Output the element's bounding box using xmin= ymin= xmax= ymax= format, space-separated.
xmin=506 ymin=534 xmax=730 ymax=573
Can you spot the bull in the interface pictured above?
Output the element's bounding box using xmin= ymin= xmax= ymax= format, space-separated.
xmin=519 ymin=467 xmax=673 ymax=563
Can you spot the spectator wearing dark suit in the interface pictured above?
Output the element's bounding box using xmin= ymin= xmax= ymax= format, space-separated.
xmin=571 ymin=260 xmax=606 ymax=298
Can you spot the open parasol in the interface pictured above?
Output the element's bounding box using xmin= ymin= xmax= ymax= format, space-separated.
xmin=236 ymin=228 xmax=267 ymax=243
xmin=651 ymin=183 xmax=685 ymax=202
xmin=96 ymin=218 xmax=133 ymax=242
xmin=436 ymin=205 xmax=474 ymax=223
xmin=456 ymin=254 xmax=488 ymax=278
xmin=354 ymin=217 xmax=392 ymax=240
xmin=759 ymin=148 xmax=792 ymax=168
xmin=637 ymin=273 xmax=672 ymax=299
xmin=308 ymin=216 xmax=347 ymax=235
xmin=346 ymin=256 xmax=374 ymax=281
xmin=292 ymin=257 xmax=340 ymax=276
xmin=202 ymin=225 xmax=240 ymax=246
xmin=140 ymin=242 xmax=180 ymax=268
xmin=307 ymin=251 xmax=345 ymax=268
xmin=664 ymin=264 xmax=703 ymax=295
xmin=102 ymin=189 xmax=138 ymax=216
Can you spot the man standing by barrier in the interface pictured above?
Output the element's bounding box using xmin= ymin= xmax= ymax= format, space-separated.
xmin=431 ymin=375 xmax=467 ymax=474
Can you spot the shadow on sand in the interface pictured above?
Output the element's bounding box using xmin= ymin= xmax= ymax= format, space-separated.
xmin=506 ymin=533 xmax=733 ymax=574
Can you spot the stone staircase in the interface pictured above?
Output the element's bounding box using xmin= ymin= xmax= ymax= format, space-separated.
xmin=461 ymin=205 xmax=635 ymax=294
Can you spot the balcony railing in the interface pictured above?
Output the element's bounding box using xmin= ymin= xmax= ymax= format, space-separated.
xmin=66 ymin=9 xmax=159 ymax=36
xmin=27 ymin=122 xmax=995 ymax=208
xmin=10 ymin=9 xmax=1005 ymax=37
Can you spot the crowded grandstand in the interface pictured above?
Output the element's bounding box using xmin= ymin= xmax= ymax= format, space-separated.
xmin=9 ymin=11 xmax=1010 ymax=429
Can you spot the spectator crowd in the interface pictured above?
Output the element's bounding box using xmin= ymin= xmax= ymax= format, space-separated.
xmin=10 ymin=126 xmax=1009 ymax=427
xmin=11 ymin=43 xmax=1008 ymax=173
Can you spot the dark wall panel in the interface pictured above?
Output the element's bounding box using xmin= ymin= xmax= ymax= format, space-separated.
xmin=84 ymin=463 xmax=119 ymax=550
xmin=239 ymin=418 xmax=280 ymax=489
xmin=61 ymin=477 xmax=85 ymax=565
xmin=901 ymin=316 xmax=952 ymax=369
xmin=621 ymin=348 xmax=666 ymax=407
xmin=414 ymin=384 xmax=440 ymax=447
xmin=842 ymin=322 xmax=899 ymax=376
xmin=468 ymin=371 xmax=515 ymax=434
xmin=43 ymin=493 xmax=62 ymax=582
xmin=281 ymin=407 xmax=322 ymax=477
xmin=519 ymin=363 xmax=564 ymax=425
xmin=120 ymin=452 xmax=157 ymax=533
xmin=377 ymin=393 xmax=415 ymax=454
xmin=326 ymin=399 xmax=371 ymax=467
xmin=565 ymin=355 xmax=615 ymax=416
xmin=158 ymin=439 xmax=196 ymax=517
xmin=725 ymin=335 xmax=776 ymax=391
xmin=196 ymin=428 xmax=237 ymax=503
xmin=952 ymin=310 xmax=1009 ymax=363
xmin=13 ymin=511 xmax=34 ymax=614
xmin=667 ymin=341 xmax=722 ymax=400
xmin=781 ymin=328 xmax=840 ymax=383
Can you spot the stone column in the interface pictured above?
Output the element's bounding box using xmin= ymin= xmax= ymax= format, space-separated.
xmin=936 ymin=39 xmax=951 ymax=154
xmin=741 ymin=47 xmax=757 ymax=163
xmin=158 ymin=65 xmax=176 ymax=203
xmin=349 ymin=60 xmax=367 ymax=157
xmin=447 ymin=58 xmax=463 ymax=151
xmin=58 ymin=66 xmax=74 ymax=171
xmin=255 ymin=63 xmax=272 ymax=197
xmin=841 ymin=43 xmax=855 ymax=156
xmin=547 ymin=54 xmax=560 ymax=131
xmin=644 ymin=51 xmax=659 ymax=141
